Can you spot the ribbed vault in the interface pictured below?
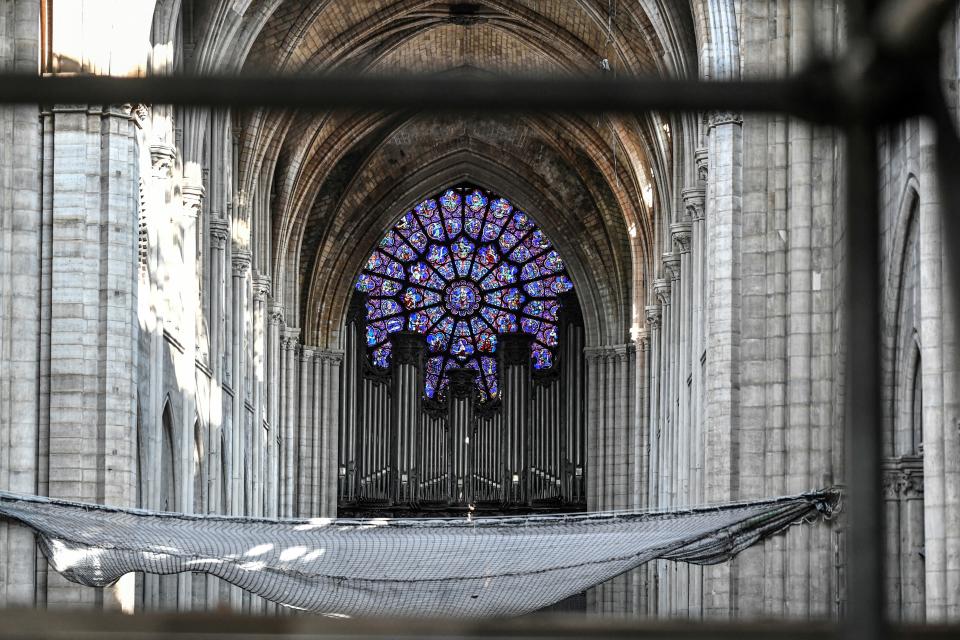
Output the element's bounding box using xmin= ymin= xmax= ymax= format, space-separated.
xmin=171 ymin=0 xmax=702 ymax=350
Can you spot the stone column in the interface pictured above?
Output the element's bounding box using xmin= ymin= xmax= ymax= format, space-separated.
xmin=298 ymin=346 xmax=315 ymax=516
xmin=229 ymin=251 xmax=251 ymax=518
xmin=280 ymin=327 xmax=300 ymax=517
xmin=0 ymin=0 xmax=41 ymax=607
xmin=44 ymin=105 xmax=140 ymax=609
xmin=252 ymin=276 xmax=270 ymax=518
xmin=315 ymin=349 xmax=343 ymax=517
xmin=653 ymin=277 xmax=671 ymax=613
xmin=266 ymin=304 xmax=283 ymax=518
xmin=704 ymin=109 xmax=743 ymax=618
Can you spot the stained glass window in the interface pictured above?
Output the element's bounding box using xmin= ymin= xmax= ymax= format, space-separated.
xmin=356 ymin=185 xmax=574 ymax=400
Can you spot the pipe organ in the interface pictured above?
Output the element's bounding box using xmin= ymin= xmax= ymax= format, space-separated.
xmin=338 ymin=295 xmax=586 ymax=515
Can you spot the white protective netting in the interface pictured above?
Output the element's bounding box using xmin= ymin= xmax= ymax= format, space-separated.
xmin=0 ymin=490 xmax=837 ymax=617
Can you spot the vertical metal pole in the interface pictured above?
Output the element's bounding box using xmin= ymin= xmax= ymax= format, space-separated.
xmin=844 ymin=119 xmax=885 ymax=640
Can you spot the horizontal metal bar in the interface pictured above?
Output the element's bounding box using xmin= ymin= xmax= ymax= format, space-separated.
xmin=2 ymin=608 xmax=960 ymax=639
xmin=0 ymin=72 xmax=831 ymax=119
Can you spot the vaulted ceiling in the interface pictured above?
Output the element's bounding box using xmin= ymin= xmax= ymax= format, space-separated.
xmin=172 ymin=0 xmax=703 ymax=348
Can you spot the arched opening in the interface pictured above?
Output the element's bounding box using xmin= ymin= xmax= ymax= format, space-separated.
xmin=337 ymin=184 xmax=586 ymax=516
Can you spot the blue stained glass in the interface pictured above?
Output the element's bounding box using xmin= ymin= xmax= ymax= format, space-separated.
xmin=521 ymin=261 xmax=540 ymax=281
xmin=451 ymin=337 xmax=474 ymax=358
xmin=373 ymin=345 xmax=391 ymax=368
xmin=531 ymin=346 xmax=552 ymax=369
xmin=407 ymin=230 xmax=428 ymax=251
xmin=426 ymin=356 xmax=444 ymax=375
xmin=464 ymin=216 xmax=483 ymax=238
xmin=441 ymin=189 xmax=461 ymax=212
xmin=409 ymin=306 xmax=444 ymax=333
xmin=465 ymin=190 xmax=487 ymax=212
xmin=357 ymin=185 xmax=572 ymax=397
xmin=523 ymin=300 xmax=560 ymax=321
xmin=366 ymin=323 xmax=387 ymax=346
xmin=489 ymin=198 xmax=512 ymax=219
xmin=523 ymin=229 xmax=550 ymax=252
xmin=509 ymin=244 xmax=532 ymax=263
xmin=366 ymin=298 xmax=402 ymax=320
xmin=521 ymin=317 xmax=541 ymax=335
xmin=385 ymin=316 xmax=405 ymax=333
xmin=513 ymin=211 xmax=534 ymax=232
xmin=537 ymin=323 xmax=559 ymax=347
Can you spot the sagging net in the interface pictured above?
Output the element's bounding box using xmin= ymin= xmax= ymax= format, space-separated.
xmin=0 ymin=490 xmax=837 ymax=617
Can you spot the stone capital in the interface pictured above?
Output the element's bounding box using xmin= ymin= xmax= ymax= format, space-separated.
xmin=210 ymin=218 xmax=230 ymax=247
xmin=662 ymin=252 xmax=681 ymax=281
xmin=694 ymin=148 xmax=708 ymax=184
xmin=181 ymin=184 xmax=205 ymax=219
xmin=645 ymin=304 xmax=662 ymax=329
xmin=149 ymin=143 xmax=177 ymax=174
xmin=670 ymin=221 xmax=693 ymax=253
xmin=707 ymin=110 xmax=743 ymax=130
xmin=269 ymin=303 xmax=285 ymax=327
xmin=253 ymin=275 xmax=272 ymax=301
xmin=682 ymin=186 xmax=706 ymax=221
xmin=232 ymin=250 xmax=252 ymax=275
xmin=653 ymin=278 xmax=671 ymax=304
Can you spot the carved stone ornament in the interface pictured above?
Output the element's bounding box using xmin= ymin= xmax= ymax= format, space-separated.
xmin=662 ymin=252 xmax=681 ymax=280
xmin=670 ymin=221 xmax=693 ymax=253
xmin=210 ymin=218 xmax=230 ymax=248
xmin=392 ymin=331 xmax=424 ymax=368
xmin=181 ymin=184 xmax=205 ymax=219
xmin=644 ymin=304 xmax=662 ymax=329
xmin=253 ymin=275 xmax=271 ymax=302
xmin=149 ymin=143 xmax=177 ymax=175
xmin=232 ymin=250 xmax=252 ymax=274
xmin=653 ymin=278 xmax=671 ymax=304
xmin=707 ymin=110 xmax=743 ymax=130
xmin=682 ymin=186 xmax=706 ymax=221
xmin=694 ymin=148 xmax=708 ymax=184
xmin=269 ymin=303 xmax=284 ymax=326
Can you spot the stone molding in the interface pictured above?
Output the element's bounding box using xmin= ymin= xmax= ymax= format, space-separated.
xmin=670 ymin=221 xmax=693 ymax=253
xmin=583 ymin=343 xmax=635 ymax=360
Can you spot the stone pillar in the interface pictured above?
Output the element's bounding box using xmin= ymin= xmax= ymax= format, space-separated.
xmin=44 ymin=105 xmax=140 ymax=609
xmin=704 ymin=109 xmax=743 ymax=618
xmin=298 ymin=345 xmax=315 ymax=516
xmin=229 ymin=251 xmax=251 ymax=518
xmin=0 ymin=0 xmax=41 ymax=607
xmin=315 ymin=349 xmax=343 ymax=517
xmin=653 ymin=276 xmax=671 ymax=614
xmin=252 ymin=276 xmax=271 ymax=518
xmin=280 ymin=327 xmax=300 ymax=517
xmin=266 ymin=304 xmax=283 ymax=518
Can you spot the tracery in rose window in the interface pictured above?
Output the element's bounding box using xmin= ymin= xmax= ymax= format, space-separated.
xmin=356 ymin=185 xmax=573 ymax=400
